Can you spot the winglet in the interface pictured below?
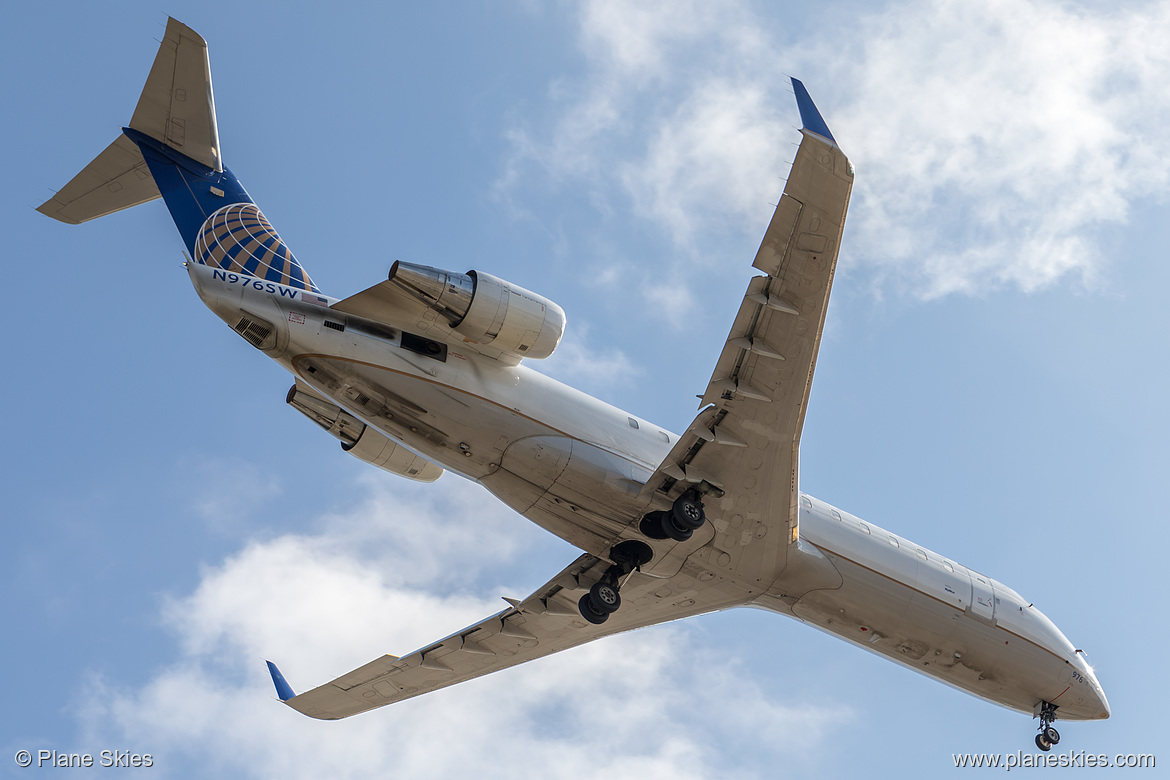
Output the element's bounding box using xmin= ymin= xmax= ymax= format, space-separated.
xmin=265 ymin=660 xmax=296 ymax=702
xmin=791 ymin=78 xmax=836 ymax=144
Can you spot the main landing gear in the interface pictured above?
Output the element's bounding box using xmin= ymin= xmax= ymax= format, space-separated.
xmin=578 ymin=541 xmax=653 ymax=626
xmin=579 ymin=491 xmax=708 ymax=625
xmin=1034 ymin=701 xmax=1061 ymax=752
xmin=638 ymin=490 xmax=707 ymax=542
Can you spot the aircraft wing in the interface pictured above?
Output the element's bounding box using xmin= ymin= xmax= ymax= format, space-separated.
xmin=637 ymin=78 xmax=853 ymax=588
xmin=269 ymin=551 xmax=754 ymax=719
xmin=269 ymin=79 xmax=851 ymax=719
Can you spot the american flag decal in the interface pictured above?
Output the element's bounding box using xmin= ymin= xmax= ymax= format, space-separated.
xmin=301 ymin=292 xmax=329 ymax=306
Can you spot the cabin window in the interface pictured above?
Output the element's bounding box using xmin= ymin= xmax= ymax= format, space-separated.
xmin=888 ymin=535 xmax=899 ymax=548
xmin=831 ymin=510 xmax=842 ymax=521
xmin=859 ymin=522 xmax=871 ymax=534
xmin=916 ymin=549 xmax=928 ymax=560
xmin=628 ymin=417 xmax=639 ymax=429
xmin=801 ymin=497 xmax=812 ymax=509
xmin=942 ymin=560 xmax=955 ymax=573
xmin=657 ymin=431 xmax=670 ymax=443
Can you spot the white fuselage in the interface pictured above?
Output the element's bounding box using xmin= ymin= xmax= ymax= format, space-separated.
xmin=189 ymin=263 xmax=1109 ymax=722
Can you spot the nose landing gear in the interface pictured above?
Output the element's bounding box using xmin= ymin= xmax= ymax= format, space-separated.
xmin=1034 ymin=701 xmax=1061 ymax=752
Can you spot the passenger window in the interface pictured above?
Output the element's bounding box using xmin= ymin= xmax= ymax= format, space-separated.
xmin=801 ymin=497 xmax=812 ymax=508
xmin=942 ymin=561 xmax=954 ymax=573
xmin=859 ymin=523 xmax=871 ymax=534
xmin=888 ymin=535 xmax=899 ymax=548
xmin=831 ymin=510 xmax=842 ymax=521
xmin=657 ymin=431 xmax=670 ymax=443
xmin=917 ymin=549 xmax=928 ymax=560
xmin=627 ymin=417 xmax=639 ymax=429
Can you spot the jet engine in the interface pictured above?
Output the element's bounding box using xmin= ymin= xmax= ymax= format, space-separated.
xmin=286 ymin=384 xmax=443 ymax=482
xmin=387 ymin=261 xmax=565 ymax=360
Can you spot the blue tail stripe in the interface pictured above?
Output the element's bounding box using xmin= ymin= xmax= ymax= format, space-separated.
xmin=124 ymin=128 xmax=320 ymax=292
xmin=125 ymin=127 xmax=251 ymax=252
xmin=287 ymin=257 xmax=307 ymax=288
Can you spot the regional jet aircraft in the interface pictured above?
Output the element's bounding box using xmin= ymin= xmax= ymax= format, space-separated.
xmin=40 ymin=18 xmax=1109 ymax=751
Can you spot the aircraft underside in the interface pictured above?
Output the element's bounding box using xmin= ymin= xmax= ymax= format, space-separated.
xmin=39 ymin=16 xmax=1108 ymax=752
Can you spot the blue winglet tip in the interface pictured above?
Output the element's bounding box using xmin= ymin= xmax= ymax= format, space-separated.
xmin=266 ymin=660 xmax=296 ymax=702
xmin=791 ymin=77 xmax=836 ymax=144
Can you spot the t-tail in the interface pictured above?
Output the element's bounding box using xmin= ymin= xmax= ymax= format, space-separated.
xmin=39 ymin=17 xmax=318 ymax=293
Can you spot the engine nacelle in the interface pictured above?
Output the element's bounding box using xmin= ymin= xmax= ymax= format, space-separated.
xmin=286 ymin=384 xmax=443 ymax=482
xmin=388 ymin=261 xmax=565 ymax=360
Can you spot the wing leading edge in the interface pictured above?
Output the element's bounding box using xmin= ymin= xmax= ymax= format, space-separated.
xmin=269 ymin=79 xmax=852 ymax=719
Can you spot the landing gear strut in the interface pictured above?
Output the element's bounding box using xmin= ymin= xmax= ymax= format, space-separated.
xmin=1034 ymin=701 xmax=1060 ymax=752
xmin=577 ymin=541 xmax=653 ymax=625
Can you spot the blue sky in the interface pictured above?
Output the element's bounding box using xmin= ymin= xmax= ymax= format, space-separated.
xmin=3 ymin=1 xmax=1167 ymax=777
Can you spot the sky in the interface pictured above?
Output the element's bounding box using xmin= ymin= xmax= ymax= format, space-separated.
xmin=3 ymin=0 xmax=1168 ymax=777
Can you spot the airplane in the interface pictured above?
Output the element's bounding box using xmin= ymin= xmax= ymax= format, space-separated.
xmin=40 ymin=18 xmax=1108 ymax=752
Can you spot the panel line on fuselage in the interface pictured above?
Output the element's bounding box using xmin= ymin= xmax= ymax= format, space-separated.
xmin=806 ymin=539 xmax=1065 ymax=665
xmin=289 ymin=353 xmax=662 ymax=473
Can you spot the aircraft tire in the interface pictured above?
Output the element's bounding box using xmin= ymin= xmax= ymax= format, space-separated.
xmin=578 ymin=594 xmax=609 ymax=625
xmin=589 ymin=581 xmax=621 ymax=614
xmin=672 ymin=494 xmax=706 ymax=530
xmin=1044 ymin=727 xmax=1060 ymax=745
xmin=660 ymin=512 xmax=694 ymax=542
xmin=1035 ymin=734 xmax=1052 ymax=752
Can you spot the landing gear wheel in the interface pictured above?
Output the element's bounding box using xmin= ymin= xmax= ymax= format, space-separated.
xmin=588 ymin=581 xmax=621 ymax=614
xmin=660 ymin=511 xmax=694 ymax=542
xmin=672 ymin=493 xmax=706 ymax=530
xmin=578 ymin=593 xmax=609 ymax=625
xmin=1034 ymin=700 xmax=1059 ymax=752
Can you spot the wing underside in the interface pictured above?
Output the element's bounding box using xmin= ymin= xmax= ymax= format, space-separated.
xmin=274 ymin=552 xmax=753 ymax=719
xmin=270 ymin=78 xmax=853 ymax=719
xmin=635 ymin=89 xmax=853 ymax=588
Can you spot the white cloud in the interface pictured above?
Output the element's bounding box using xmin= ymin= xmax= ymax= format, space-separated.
xmin=77 ymin=476 xmax=847 ymax=779
xmin=537 ymin=324 xmax=643 ymax=392
xmin=833 ymin=0 xmax=1170 ymax=297
xmin=499 ymin=0 xmax=1170 ymax=301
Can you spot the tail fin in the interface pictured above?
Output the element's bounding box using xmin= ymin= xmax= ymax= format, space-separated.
xmin=40 ymin=18 xmax=318 ymax=293
xmin=38 ymin=18 xmax=217 ymax=224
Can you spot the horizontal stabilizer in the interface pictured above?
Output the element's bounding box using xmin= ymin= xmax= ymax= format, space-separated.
xmin=38 ymin=17 xmax=221 ymax=225
xmin=37 ymin=135 xmax=160 ymax=224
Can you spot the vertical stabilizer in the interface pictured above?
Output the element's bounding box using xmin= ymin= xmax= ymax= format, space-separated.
xmin=129 ymin=18 xmax=222 ymax=171
xmin=40 ymin=18 xmax=319 ymax=293
xmin=38 ymin=18 xmax=221 ymax=224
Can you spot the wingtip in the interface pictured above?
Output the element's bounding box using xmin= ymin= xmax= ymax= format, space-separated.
xmin=265 ymin=660 xmax=296 ymax=702
xmin=790 ymin=77 xmax=836 ymax=144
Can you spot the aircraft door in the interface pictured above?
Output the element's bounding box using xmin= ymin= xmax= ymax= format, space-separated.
xmin=967 ymin=568 xmax=996 ymax=623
